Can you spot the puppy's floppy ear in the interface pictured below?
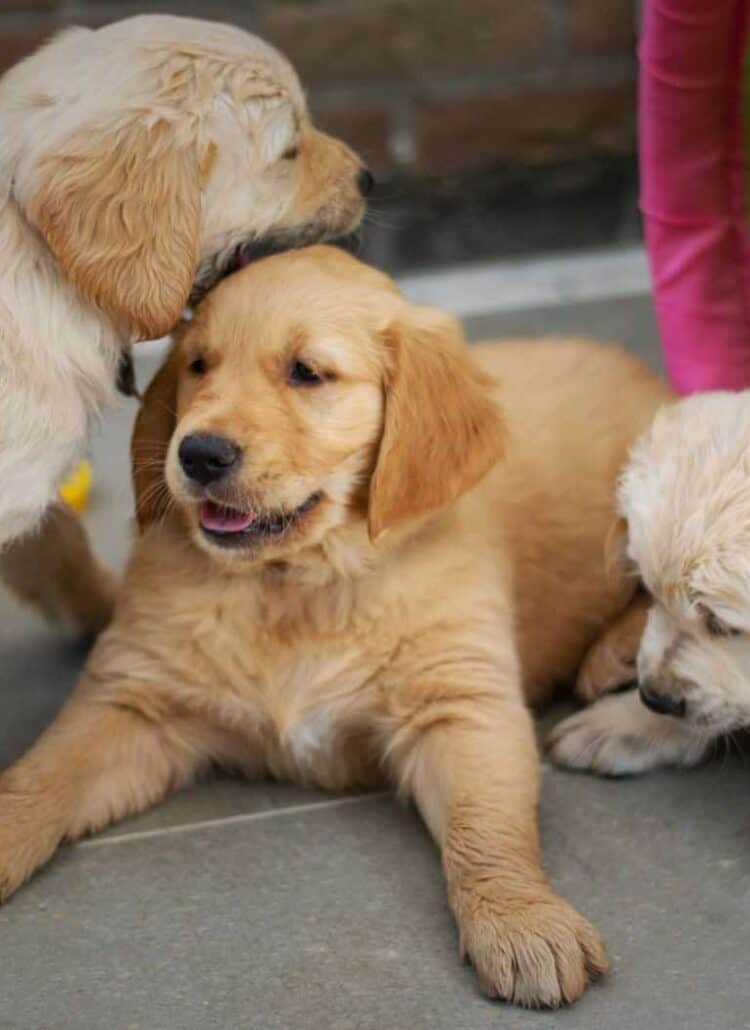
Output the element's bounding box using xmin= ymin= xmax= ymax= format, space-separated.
xmin=131 ymin=345 xmax=180 ymax=530
xmin=368 ymin=305 xmax=506 ymax=541
xmin=30 ymin=116 xmax=201 ymax=340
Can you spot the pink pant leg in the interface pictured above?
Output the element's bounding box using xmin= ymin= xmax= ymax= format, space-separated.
xmin=640 ymin=0 xmax=750 ymax=393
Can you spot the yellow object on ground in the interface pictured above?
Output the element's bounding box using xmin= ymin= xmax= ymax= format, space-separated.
xmin=59 ymin=459 xmax=93 ymax=513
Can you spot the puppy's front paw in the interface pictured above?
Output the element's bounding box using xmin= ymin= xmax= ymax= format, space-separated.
xmin=0 ymin=791 xmax=63 ymax=903
xmin=454 ymin=886 xmax=608 ymax=1008
xmin=547 ymin=692 xmax=707 ymax=776
xmin=0 ymin=858 xmax=28 ymax=905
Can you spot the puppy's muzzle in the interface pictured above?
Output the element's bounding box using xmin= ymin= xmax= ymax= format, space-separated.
xmin=179 ymin=433 xmax=241 ymax=486
xmin=639 ymin=680 xmax=687 ymax=718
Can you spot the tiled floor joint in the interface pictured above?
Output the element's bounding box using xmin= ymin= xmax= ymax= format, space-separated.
xmin=77 ymin=791 xmax=391 ymax=849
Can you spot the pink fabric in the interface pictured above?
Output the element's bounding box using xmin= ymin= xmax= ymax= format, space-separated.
xmin=640 ymin=0 xmax=750 ymax=393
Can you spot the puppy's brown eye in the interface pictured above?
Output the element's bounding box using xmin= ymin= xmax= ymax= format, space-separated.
xmin=289 ymin=360 xmax=322 ymax=386
xmin=705 ymin=610 xmax=741 ymax=638
xmin=188 ymin=357 xmax=206 ymax=376
xmin=282 ymin=145 xmax=299 ymax=160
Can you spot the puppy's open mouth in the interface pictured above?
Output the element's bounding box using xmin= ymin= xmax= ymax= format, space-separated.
xmin=198 ymin=494 xmax=321 ymax=548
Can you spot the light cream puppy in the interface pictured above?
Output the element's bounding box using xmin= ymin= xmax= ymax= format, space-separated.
xmin=550 ymin=391 xmax=750 ymax=775
xmin=0 ymin=248 xmax=670 ymax=1007
xmin=0 ymin=14 xmax=367 ymax=627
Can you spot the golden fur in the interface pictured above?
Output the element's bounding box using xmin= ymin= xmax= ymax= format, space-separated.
xmin=0 ymin=248 xmax=670 ymax=1007
xmin=0 ymin=15 xmax=368 ymax=631
xmin=32 ymin=118 xmax=203 ymax=341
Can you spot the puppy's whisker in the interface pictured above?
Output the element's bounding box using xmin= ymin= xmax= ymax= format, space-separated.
xmin=133 ymin=440 xmax=170 ymax=452
xmin=717 ymin=733 xmax=731 ymax=773
xmin=132 ymin=452 xmax=168 ymax=464
xmin=154 ymin=495 xmax=176 ymax=528
xmin=151 ymin=400 xmax=177 ymax=419
xmin=363 ymin=209 xmax=401 ymax=231
xmin=136 ymin=479 xmax=173 ymax=517
xmin=725 ymin=730 xmax=747 ymax=770
xmin=133 ymin=457 xmax=168 ymax=471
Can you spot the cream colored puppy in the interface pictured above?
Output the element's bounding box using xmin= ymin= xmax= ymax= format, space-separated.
xmin=0 ymin=248 xmax=671 ymax=1007
xmin=550 ymin=391 xmax=750 ymax=775
xmin=0 ymin=14 xmax=368 ymax=628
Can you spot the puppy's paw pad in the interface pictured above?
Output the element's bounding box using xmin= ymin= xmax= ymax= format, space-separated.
xmin=458 ymin=891 xmax=608 ymax=1008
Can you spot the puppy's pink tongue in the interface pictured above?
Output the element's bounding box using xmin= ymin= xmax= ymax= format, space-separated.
xmin=200 ymin=501 xmax=256 ymax=533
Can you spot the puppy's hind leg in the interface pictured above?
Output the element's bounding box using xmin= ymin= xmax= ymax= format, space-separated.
xmin=0 ymin=503 xmax=117 ymax=636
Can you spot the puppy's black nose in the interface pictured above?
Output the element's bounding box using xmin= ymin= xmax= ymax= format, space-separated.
xmin=178 ymin=433 xmax=241 ymax=486
xmin=639 ymin=682 xmax=687 ymax=718
xmin=357 ymin=167 xmax=375 ymax=196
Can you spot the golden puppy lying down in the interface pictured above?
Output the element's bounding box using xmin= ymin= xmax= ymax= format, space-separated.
xmin=0 ymin=248 xmax=669 ymax=1007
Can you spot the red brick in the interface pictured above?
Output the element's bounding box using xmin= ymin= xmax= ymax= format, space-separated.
xmin=313 ymin=106 xmax=393 ymax=178
xmin=0 ymin=31 xmax=50 ymax=76
xmin=260 ymin=0 xmax=550 ymax=86
xmin=569 ymin=0 xmax=636 ymax=56
xmin=415 ymin=79 xmax=637 ymax=176
xmin=0 ymin=0 xmax=57 ymax=9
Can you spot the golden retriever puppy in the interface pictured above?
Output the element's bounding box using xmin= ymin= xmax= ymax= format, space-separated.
xmin=0 ymin=248 xmax=670 ymax=1007
xmin=550 ymin=391 xmax=750 ymax=774
xmin=0 ymin=14 xmax=369 ymax=629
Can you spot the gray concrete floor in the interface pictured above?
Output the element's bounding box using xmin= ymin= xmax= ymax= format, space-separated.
xmin=2 ymin=276 xmax=749 ymax=1030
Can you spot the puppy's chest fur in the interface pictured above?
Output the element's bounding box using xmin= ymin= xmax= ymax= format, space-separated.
xmin=212 ymin=594 xmax=390 ymax=787
xmin=109 ymin=526 xmax=502 ymax=791
xmin=114 ymin=558 xmax=417 ymax=789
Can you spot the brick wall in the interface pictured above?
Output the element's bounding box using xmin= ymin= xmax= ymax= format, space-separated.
xmin=0 ymin=0 xmax=637 ymax=182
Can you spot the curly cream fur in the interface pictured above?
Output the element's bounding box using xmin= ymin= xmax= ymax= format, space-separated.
xmin=551 ymin=391 xmax=750 ymax=775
